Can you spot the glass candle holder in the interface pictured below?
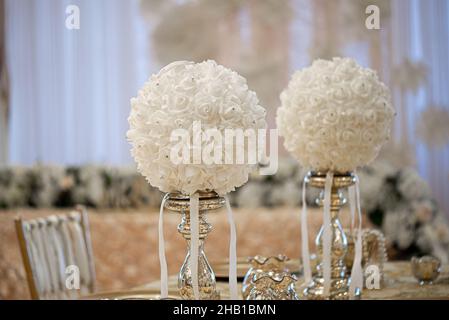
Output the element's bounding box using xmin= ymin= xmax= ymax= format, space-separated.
xmin=411 ymin=256 xmax=441 ymax=285
xmin=247 ymin=271 xmax=298 ymax=300
xmin=242 ymin=255 xmax=289 ymax=299
xmin=345 ymin=228 xmax=388 ymax=287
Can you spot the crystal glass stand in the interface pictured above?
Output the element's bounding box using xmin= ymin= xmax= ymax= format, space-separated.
xmin=302 ymin=171 xmax=361 ymax=300
xmin=164 ymin=191 xmax=224 ymax=300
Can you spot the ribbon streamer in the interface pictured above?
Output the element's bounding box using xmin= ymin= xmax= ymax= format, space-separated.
xmin=349 ymin=173 xmax=364 ymax=298
xmin=224 ymin=195 xmax=239 ymax=300
xmin=158 ymin=193 xmax=170 ymax=298
xmin=322 ymin=171 xmax=334 ymax=297
xmin=190 ymin=193 xmax=200 ymax=299
xmin=301 ymin=178 xmax=312 ymax=285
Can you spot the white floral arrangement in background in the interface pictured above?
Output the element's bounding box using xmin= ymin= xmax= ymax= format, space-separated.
xmin=127 ymin=60 xmax=266 ymax=195
xmin=358 ymin=163 xmax=449 ymax=263
xmin=0 ymin=165 xmax=162 ymax=209
xmin=1 ymin=161 xmax=448 ymax=261
xmin=277 ymin=57 xmax=395 ymax=172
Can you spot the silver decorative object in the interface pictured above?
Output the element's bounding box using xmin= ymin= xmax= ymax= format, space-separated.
xmin=411 ymin=256 xmax=441 ymax=285
xmin=302 ymin=171 xmax=361 ymax=300
xmin=242 ymin=255 xmax=289 ymax=300
xmin=247 ymin=271 xmax=298 ymax=300
xmin=164 ymin=191 xmax=224 ymax=300
xmin=345 ymin=228 xmax=388 ymax=287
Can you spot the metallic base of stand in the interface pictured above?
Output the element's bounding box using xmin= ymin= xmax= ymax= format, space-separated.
xmin=303 ymin=277 xmax=360 ymax=300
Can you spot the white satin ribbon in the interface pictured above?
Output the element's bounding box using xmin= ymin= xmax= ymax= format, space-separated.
xmin=323 ymin=171 xmax=334 ymax=297
xmin=224 ymin=195 xmax=238 ymax=300
xmin=158 ymin=193 xmax=170 ymax=298
xmin=301 ymin=178 xmax=312 ymax=285
xmin=190 ymin=193 xmax=200 ymax=299
xmin=349 ymin=173 xmax=364 ymax=298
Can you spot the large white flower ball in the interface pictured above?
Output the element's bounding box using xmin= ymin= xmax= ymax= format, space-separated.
xmin=127 ymin=60 xmax=266 ymax=195
xmin=277 ymin=57 xmax=395 ymax=172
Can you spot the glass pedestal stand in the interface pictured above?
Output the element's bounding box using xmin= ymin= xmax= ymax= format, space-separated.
xmin=164 ymin=191 xmax=224 ymax=300
xmin=302 ymin=171 xmax=361 ymax=300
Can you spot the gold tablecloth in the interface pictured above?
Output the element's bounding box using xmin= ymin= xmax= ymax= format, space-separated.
xmin=131 ymin=261 xmax=449 ymax=300
xmin=1 ymin=207 xmax=354 ymax=299
xmin=2 ymin=208 xmax=443 ymax=300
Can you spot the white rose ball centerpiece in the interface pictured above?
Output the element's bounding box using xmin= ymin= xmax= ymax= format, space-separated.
xmin=277 ymin=57 xmax=394 ymax=299
xmin=277 ymin=57 xmax=394 ymax=172
xmin=127 ymin=60 xmax=266 ymax=300
xmin=128 ymin=60 xmax=266 ymax=196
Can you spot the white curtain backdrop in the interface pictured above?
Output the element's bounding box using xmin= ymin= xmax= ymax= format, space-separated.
xmin=5 ymin=0 xmax=149 ymax=165
xmin=4 ymin=0 xmax=449 ymax=214
xmin=391 ymin=0 xmax=449 ymax=215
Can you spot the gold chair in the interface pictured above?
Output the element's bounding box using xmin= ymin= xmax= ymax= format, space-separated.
xmin=15 ymin=206 xmax=96 ymax=300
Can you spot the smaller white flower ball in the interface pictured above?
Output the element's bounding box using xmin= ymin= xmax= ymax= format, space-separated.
xmin=276 ymin=57 xmax=395 ymax=172
xmin=127 ymin=60 xmax=266 ymax=195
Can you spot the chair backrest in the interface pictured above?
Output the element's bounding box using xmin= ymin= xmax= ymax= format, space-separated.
xmin=15 ymin=206 xmax=96 ymax=300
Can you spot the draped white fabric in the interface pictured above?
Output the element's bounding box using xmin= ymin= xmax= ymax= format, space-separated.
xmin=5 ymin=0 xmax=149 ymax=165
xmin=398 ymin=0 xmax=449 ymax=216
